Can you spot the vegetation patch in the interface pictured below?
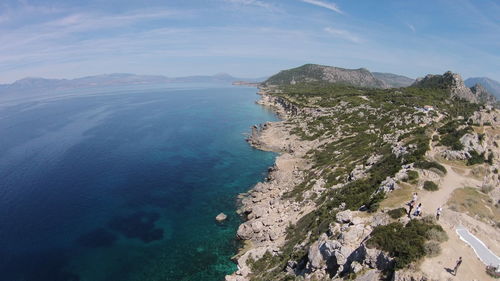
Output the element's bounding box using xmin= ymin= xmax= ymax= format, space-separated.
xmin=388 ymin=207 xmax=406 ymax=219
xmin=366 ymin=220 xmax=446 ymax=269
xmin=423 ymin=181 xmax=439 ymax=191
xmin=414 ymin=160 xmax=447 ymax=175
xmin=405 ymin=170 xmax=419 ymax=184
xmin=437 ymin=121 xmax=471 ymax=150
xmin=467 ymin=150 xmax=485 ymax=166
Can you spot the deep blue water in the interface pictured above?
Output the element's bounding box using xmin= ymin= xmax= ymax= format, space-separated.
xmin=0 ymin=85 xmax=277 ymax=281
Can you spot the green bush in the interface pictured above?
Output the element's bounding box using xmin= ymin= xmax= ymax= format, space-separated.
xmin=367 ymin=220 xmax=446 ymax=269
xmin=467 ymin=150 xmax=485 ymax=166
xmin=423 ymin=181 xmax=439 ymax=191
xmin=406 ymin=170 xmax=419 ymax=183
xmin=414 ymin=160 xmax=447 ymax=174
xmin=388 ymin=207 xmax=407 ymax=219
xmin=437 ymin=121 xmax=472 ymax=150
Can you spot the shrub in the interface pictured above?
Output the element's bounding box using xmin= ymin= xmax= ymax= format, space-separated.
xmin=424 ymin=241 xmax=441 ymax=257
xmin=406 ymin=170 xmax=419 ymax=183
xmin=367 ymin=220 xmax=446 ymax=269
xmin=388 ymin=207 xmax=407 ymax=219
xmin=467 ymin=151 xmax=485 ymax=166
xmin=426 ymin=228 xmax=448 ymax=242
xmin=414 ymin=160 xmax=447 ymax=174
xmin=423 ymin=181 xmax=439 ymax=191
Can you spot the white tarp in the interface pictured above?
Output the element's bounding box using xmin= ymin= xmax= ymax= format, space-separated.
xmin=456 ymin=226 xmax=500 ymax=268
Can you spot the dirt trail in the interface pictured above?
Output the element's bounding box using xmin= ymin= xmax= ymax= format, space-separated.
xmin=419 ymin=162 xmax=481 ymax=217
xmin=417 ymin=147 xmax=496 ymax=280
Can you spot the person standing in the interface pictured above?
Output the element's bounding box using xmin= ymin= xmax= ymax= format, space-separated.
xmin=408 ymin=200 xmax=415 ymax=217
xmin=413 ymin=203 xmax=422 ymax=217
xmin=453 ymin=257 xmax=462 ymax=276
xmin=436 ymin=207 xmax=442 ymax=221
xmin=412 ymin=192 xmax=418 ymax=203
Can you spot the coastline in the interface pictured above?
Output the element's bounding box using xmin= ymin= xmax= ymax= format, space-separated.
xmin=226 ymin=87 xmax=316 ymax=281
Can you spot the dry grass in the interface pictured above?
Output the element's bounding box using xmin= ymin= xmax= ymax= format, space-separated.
xmin=451 ymin=166 xmax=466 ymax=175
xmin=380 ymin=182 xmax=416 ymax=209
xmin=447 ymin=187 xmax=500 ymax=224
xmin=472 ymin=126 xmax=484 ymax=134
xmin=469 ymin=165 xmax=487 ymax=180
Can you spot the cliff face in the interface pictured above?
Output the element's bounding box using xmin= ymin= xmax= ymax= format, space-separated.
xmin=264 ymin=64 xmax=388 ymax=88
xmin=471 ymin=83 xmax=497 ymax=105
xmin=413 ymin=71 xmax=478 ymax=103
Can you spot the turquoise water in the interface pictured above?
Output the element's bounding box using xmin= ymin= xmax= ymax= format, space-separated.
xmin=0 ymin=85 xmax=277 ymax=281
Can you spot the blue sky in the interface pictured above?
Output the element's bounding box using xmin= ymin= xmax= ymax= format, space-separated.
xmin=0 ymin=0 xmax=499 ymax=83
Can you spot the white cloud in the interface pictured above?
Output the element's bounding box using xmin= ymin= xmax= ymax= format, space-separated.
xmin=301 ymin=0 xmax=342 ymax=14
xmin=224 ymin=0 xmax=274 ymax=10
xmin=324 ymin=27 xmax=360 ymax=43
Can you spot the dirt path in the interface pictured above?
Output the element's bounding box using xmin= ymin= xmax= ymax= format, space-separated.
xmin=417 ymin=147 xmax=496 ymax=280
xmin=419 ymin=162 xmax=481 ymax=217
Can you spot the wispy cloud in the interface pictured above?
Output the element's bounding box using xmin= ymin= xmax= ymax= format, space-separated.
xmin=224 ymin=0 xmax=274 ymax=10
xmin=407 ymin=23 xmax=416 ymax=33
xmin=301 ymin=0 xmax=342 ymax=14
xmin=324 ymin=27 xmax=360 ymax=43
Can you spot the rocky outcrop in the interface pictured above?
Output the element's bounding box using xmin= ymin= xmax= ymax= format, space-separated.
xmin=470 ymin=107 xmax=500 ymax=126
xmin=413 ymin=71 xmax=478 ymax=103
xmin=297 ymin=212 xmax=394 ymax=280
xmin=440 ymin=131 xmax=488 ymax=160
xmin=471 ymin=83 xmax=497 ymax=105
xmin=264 ymin=64 xmax=388 ymax=88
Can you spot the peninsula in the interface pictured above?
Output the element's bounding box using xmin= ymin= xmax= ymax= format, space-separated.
xmin=228 ymin=64 xmax=500 ymax=281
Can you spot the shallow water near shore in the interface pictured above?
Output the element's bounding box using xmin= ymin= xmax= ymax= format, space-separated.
xmin=0 ymin=84 xmax=277 ymax=281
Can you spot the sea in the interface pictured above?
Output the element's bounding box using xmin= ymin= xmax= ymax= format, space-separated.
xmin=0 ymin=84 xmax=278 ymax=281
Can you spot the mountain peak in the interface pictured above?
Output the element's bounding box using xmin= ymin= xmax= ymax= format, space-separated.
xmin=413 ymin=71 xmax=478 ymax=103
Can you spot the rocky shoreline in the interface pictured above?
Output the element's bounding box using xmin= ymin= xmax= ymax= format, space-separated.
xmin=226 ymin=89 xmax=315 ymax=281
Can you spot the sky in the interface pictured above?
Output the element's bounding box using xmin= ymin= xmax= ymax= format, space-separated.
xmin=0 ymin=0 xmax=499 ymax=83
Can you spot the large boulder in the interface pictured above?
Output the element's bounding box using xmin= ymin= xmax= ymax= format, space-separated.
xmin=336 ymin=210 xmax=353 ymax=224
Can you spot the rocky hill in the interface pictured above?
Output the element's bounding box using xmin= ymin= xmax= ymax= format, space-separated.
xmin=228 ymin=66 xmax=499 ymax=281
xmin=373 ymin=72 xmax=414 ymax=88
xmin=264 ymin=64 xmax=388 ymax=88
xmin=413 ymin=71 xmax=479 ymax=103
xmin=465 ymin=77 xmax=500 ymax=99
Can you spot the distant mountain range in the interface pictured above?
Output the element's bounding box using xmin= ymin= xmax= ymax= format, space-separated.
xmin=464 ymin=77 xmax=500 ymax=99
xmin=0 ymin=73 xmax=267 ymax=96
xmin=372 ymin=72 xmax=414 ymax=88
